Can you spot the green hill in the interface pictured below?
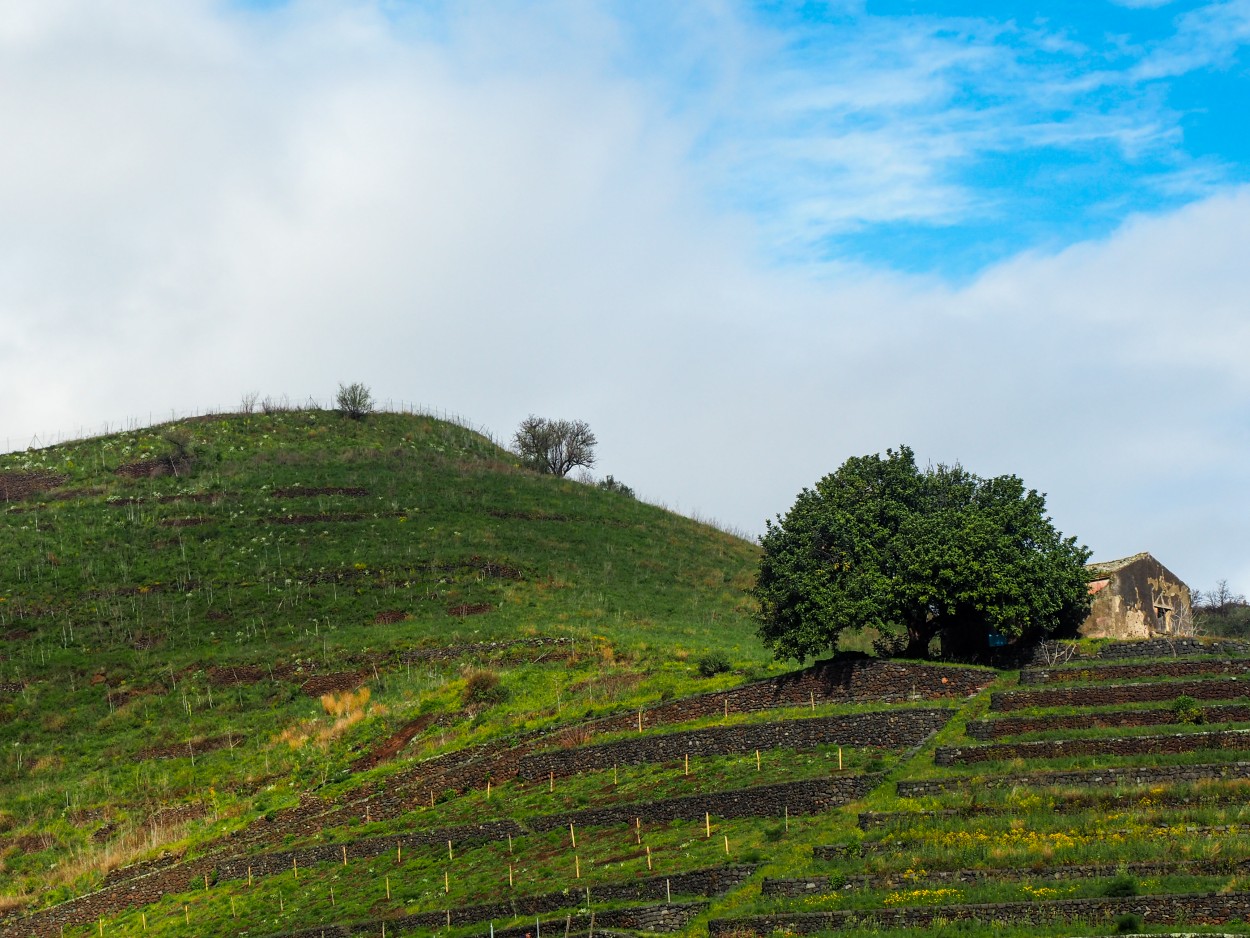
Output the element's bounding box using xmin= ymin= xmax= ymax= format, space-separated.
xmin=0 ymin=410 xmax=766 ymax=911
xmin=6 ymin=409 xmax=1250 ymax=938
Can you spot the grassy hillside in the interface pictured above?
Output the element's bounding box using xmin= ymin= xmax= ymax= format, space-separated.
xmin=0 ymin=409 xmax=767 ymax=911
xmin=8 ymin=409 xmax=1250 ymax=938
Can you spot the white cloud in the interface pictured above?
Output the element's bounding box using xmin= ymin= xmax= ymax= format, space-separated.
xmin=1 ymin=0 xmax=1248 ymax=595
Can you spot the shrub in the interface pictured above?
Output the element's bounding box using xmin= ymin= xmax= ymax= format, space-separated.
xmin=463 ymin=670 xmax=509 ymax=706
xmin=1115 ymin=912 xmax=1142 ymax=933
xmin=1172 ymin=694 xmax=1205 ymax=725
xmin=1102 ymin=875 xmax=1138 ymax=898
xmin=596 ymin=475 xmax=635 ymax=498
xmin=696 ymin=651 xmax=731 ymax=678
xmin=336 ymin=382 xmax=375 ymax=420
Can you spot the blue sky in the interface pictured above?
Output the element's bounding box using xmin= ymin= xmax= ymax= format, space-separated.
xmin=233 ymin=0 xmax=1250 ymax=276
xmin=3 ymin=0 xmax=1249 ymax=595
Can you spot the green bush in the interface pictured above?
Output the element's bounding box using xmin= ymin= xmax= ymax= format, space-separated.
xmin=595 ymin=475 xmax=635 ymax=498
xmin=463 ymin=670 xmax=509 ymax=706
xmin=696 ymin=652 xmax=732 ymax=678
xmin=335 ymin=382 xmax=374 ymax=420
xmin=1172 ymin=694 xmax=1205 ymax=724
xmin=1102 ymin=875 xmax=1138 ymax=898
xmin=1115 ymin=912 xmax=1142 ymax=933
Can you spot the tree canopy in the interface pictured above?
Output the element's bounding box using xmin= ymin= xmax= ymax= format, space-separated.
xmin=751 ymin=446 xmax=1091 ymax=661
xmin=512 ymin=416 xmax=597 ymax=477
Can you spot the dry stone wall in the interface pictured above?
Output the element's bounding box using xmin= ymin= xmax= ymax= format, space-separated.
xmin=1024 ymin=638 xmax=1250 ymax=667
xmin=214 ymin=776 xmax=878 ymax=884
xmin=516 ymin=709 xmax=951 ymax=780
xmin=1020 ymin=658 xmax=1250 ymax=686
xmin=261 ymin=901 xmax=706 ymax=938
xmin=991 ymin=677 xmax=1250 ymax=712
xmin=761 ymin=858 xmax=1240 ymax=896
xmin=935 ymin=727 xmax=1250 ymax=765
xmin=968 ymin=703 xmax=1250 ymax=739
xmin=710 ymin=892 xmax=1250 ymax=935
xmin=253 ymin=869 xmax=749 ymax=938
xmin=896 ymin=759 xmax=1250 ymax=797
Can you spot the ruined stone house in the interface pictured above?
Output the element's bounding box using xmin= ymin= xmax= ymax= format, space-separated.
xmin=1081 ymin=552 xmax=1192 ymax=640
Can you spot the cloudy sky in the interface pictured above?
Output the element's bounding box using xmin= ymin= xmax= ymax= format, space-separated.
xmin=2 ymin=0 xmax=1248 ymax=594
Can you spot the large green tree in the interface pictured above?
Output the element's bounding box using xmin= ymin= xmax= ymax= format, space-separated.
xmin=752 ymin=446 xmax=1091 ymax=661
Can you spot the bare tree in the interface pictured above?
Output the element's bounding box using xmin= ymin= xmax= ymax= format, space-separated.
xmin=336 ymin=382 xmax=374 ymax=421
xmin=512 ymin=416 xmax=596 ymax=477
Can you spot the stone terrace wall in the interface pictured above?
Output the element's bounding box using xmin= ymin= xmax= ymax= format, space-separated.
xmin=761 ymin=858 xmax=1237 ymax=895
xmin=1024 ymin=638 xmax=1250 ymax=667
xmin=215 ymin=776 xmax=878 ymax=884
xmin=967 ymin=703 xmax=1250 ymax=739
xmin=709 ymin=892 xmax=1250 ymax=936
xmin=265 ymin=901 xmax=707 ymax=938
xmin=243 ymin=660 xmax=986 ymax=840
xmin=935 ymin=727 xmax=1250 ymax=765
xmin=516 ymin=709 xmax=951 ymax=780
xmin=257 ymin=869 xmax=749 ymax=937
xmin=896 ymin=759 xmax=1250 ymax=798
xmin=1020 ymin=658 xmax=1250 ymax=685
xmin=991 ymin=677 xmax=1250 ymax=712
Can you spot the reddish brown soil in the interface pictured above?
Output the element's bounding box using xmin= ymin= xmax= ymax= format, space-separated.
xmin=138 ymin=734 xmax=245 ymax=760
xmin=447 ymin=603 xmax=493 ymax=617
xmin=350 ymin=713 xmax=438 ymax=773
xmin=0 ymin=471 xmax=67 ymax=502
xmin=271 ymin=486 xmax=369 ymax=498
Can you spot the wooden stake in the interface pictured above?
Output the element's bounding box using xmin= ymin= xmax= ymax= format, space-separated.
xmin=141 ymin=913 xmax=146 ymax=931
xmin=204 ymin=873 xmax=210 ymax=890
xmin=293 ymin=856 xmax=299 ymax=879
xmin=447 ymin=910 xmax=451 ymax=928
xmin=613 ymin=764 xmax=618 ymax=785
xmin=784 ymin=806 xmax=789 ymax=832
xmin=508 ymin=833 xmax=514 ymax=854
xmin=635 ymin=817 xmax=641 ymax=844
xmin=248 ymin=866 xmax=253 ymax=887
xmin=724 ymin=835 xmax=730 ymax=855
xmin=637 ymin=710 xmax=642 ymax=732
xmin=575 ymin=855 xmax=580 ymax=878
xmin=550 ymin=770 xmax=554 ymax=793
xmin=724 ymin=698 xmax=728 ymax=719
xmin=509 ymin=864 xmax=514 ymax=887
xmin=98 ymin=919 xmax=103 ymax=936
xmin=385 ymin=876 xmax=390 ymax=899
xmin=447 ymin=839 xmax=454 ymax=861
xmin=569 ymin=823 xmax=576 ymax=847
xmin=838 ymin=747 xmax=843 ymax=770
xmin=342 ymin=845 xmax=348 ymax=866
xmin=666 ymin=878 xmax=671 ymax=903
xmin=487 ymin=780 xmax=491 ymax=800
xmin=397 ymin=842 xmax=402 ymax=864
xmin=810 ymin=691 xmax=815 ymax=711
xmin=430 ymin=790 xmax=435 ymax=808
xmin=330 ymin=886 xmax=335 ymax=906
xmin=705 ymin=812 xmax=711 ymax=838
xmin=231 ymin=898 xmax=236 ymax=918
xmin=756 ymin=749 xmax=761 ymax=771
xmin=445 ymin=870 xmax=450 ymax=894
xmin=684 ymin=753 xmax=689 ymax=776
xmin=185 ymin=905 xmax=190 ymax=924
xmin=366 ymin=804 xmax=370 ymax=823
xmin=646 ymin=846 xmax=652 ymax=870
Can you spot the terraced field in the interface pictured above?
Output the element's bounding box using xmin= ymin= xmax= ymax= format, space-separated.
xmin=4 ymin=410 xmax=1250 ymax=937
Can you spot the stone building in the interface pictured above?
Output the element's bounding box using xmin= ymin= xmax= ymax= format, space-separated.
xmin=1081 ymin=552 xmax=1192 ymax=640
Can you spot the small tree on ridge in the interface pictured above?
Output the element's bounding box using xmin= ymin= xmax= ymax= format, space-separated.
xmin=513 ymin=416 xmax=596 ymax=477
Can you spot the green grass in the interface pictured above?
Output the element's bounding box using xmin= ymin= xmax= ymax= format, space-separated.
xmin=11 ymin=408 xmax=1250 ymax=938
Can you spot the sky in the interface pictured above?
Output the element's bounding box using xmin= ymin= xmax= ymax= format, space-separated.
xmin=1 ymin=0 xmax=1248 ymax=596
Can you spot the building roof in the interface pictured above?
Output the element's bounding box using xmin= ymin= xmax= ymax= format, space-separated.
xmin=1085 ymin=552 xmax=1153 ymax=577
